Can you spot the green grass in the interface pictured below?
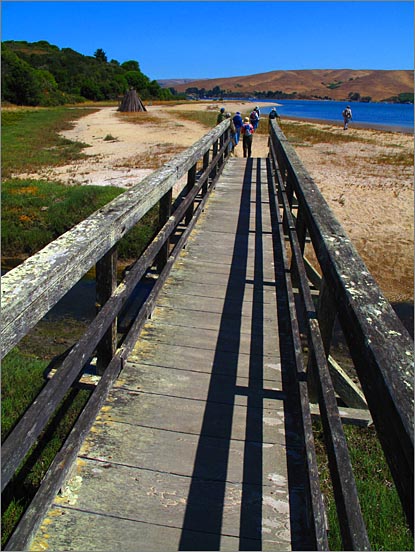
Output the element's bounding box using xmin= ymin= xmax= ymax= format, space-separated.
xmin=1 ymin=107 xmax=95 ymax=178
xmin=1 ymin=345 xmax=91 ymax=548
xmin=172 ymin=109 xmax=218 ymax=128
xmin=1 ymin=179 xmax=159 ymax=259
xmin=313 ymin=422 xmax=413 ymax=550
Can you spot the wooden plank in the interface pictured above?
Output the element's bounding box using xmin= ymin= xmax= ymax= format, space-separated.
xmin=114 ymin=361 xmax=285 ymax=408
xmin=328 ymin=355 xmax=368 ymax=410
xmin=310 ymin=403 xmax=373 ymax=427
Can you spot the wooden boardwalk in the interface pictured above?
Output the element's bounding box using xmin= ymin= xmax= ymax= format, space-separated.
xmin=31 ymin=158 xmax=313 ymax=551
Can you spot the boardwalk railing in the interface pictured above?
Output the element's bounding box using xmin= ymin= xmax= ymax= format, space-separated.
xmin=268 ymin=119 xmax=414 ymax=547
xmin=1 ymin=119 xmax=232 ymax=550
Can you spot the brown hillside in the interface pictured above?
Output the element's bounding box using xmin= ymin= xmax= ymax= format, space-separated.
xmin=169 ymin=69 xmax=414 ymax=101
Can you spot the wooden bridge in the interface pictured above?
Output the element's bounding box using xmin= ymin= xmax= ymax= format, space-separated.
xmin=2 ymin=120 xmax=413 ymax=550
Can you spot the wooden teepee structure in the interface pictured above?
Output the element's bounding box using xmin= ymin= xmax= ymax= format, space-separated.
xmin=118 ymin=88 xmax=147 ymax=112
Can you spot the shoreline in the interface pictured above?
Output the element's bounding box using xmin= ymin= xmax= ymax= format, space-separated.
xmin=280 ymin=115 xmax=413 ymax=134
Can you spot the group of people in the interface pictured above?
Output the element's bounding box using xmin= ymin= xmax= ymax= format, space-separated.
xmin=217 ymin=105 xmax=280 ymax=158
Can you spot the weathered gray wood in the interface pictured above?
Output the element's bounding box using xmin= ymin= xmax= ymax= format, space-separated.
xmin=310 ymin=403 xmax=373 ymax=427
xmin=156 ymin=189 xmax=172 ymax=272
xmin=184 ymin=164 xmax=197 ymax=225
xmin=270 ymin=119 xmax=414 ymax=528
xmin=118 ymin=88 xmax=147 ymax=112
xmin=328 ymin=355 xmax=368 ymax=410
xmin=274 ymin=147 xmax=370 ymax=549
xmin=96 ymin=246 xmax=118 ymax=375
xmin=267 ymin=156 xmax=329 ymax=549
xmin=5 ymin=136 xmax=229 ymax=550
xmin=1 ymin=120 xmax=231 ymax=358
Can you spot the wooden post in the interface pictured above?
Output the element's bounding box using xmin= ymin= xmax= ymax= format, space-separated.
xmin=157 ymin=189 xmax=172 ymax=272
xmin=317 ymin=277 xmax=337 ymax=356
xmin=210 ymin=141 xmax=218 ymax=181
xmin=96 ymin=246 xmax=118 ymax=375
xmin=307 ymin=278 xmax=337 ymax=402
xmin=185 ymin=164 xmax=197 ymax=225
xmin=219 ymin=133 xmax=224 ymax=168
xmin=202 ymin=150 xmax=210 ymax=195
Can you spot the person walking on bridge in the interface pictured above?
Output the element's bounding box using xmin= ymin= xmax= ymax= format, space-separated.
xmin=249 ymin=106 xmax=260 ymax=130
xmin=232 ymin=111 xmax=243 ymax=146
xmin=241 ymin=117 xmax=254 ymax=158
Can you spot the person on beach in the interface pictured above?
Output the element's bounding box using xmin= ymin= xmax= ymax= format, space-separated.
xmin=342 ymin=105 xmax=352 ymax=130
xmin=217 ymin=107 xmax=226 ymax=124
xmin=241 ymin=116 xmax=254 ymax=158
xmin=249 ymin=106 xmax=260 ymax=130
xmin=232 ymin=111 xmax=243 ymax=146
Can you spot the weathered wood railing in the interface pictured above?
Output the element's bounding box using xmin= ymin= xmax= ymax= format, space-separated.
xmin=1 ymin=119 xmax=232 ymax=550
xmin=268 ymin=119 xmax=414 ymax=549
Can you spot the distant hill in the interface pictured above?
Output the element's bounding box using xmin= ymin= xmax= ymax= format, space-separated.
xmin=157 ymin=78 xmax=198 ymax=87
xmin=162 ymin=69 xmax=414 ymax=103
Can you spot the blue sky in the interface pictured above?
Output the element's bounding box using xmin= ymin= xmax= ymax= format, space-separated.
xmin=1 ymin=2 xmax=413 ymax=80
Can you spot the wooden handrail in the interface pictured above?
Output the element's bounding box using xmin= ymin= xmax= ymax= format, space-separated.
xmin=269 ymin=119 xmax=414 ymax=540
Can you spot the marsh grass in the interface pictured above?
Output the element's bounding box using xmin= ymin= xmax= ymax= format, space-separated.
xmin=368 ymin=151 xmax=414 ymax=167
xmin=279 ymin=120 xmax=370 ymax=145
xmin=1 ymin=179 xmax=159 ymax=259
xmin=171 ymin=109 xmax=218 ymax=128
xmin=1 ymin=107 xmax=96 ymax=178
xmin=313 ymin=421 xmax=413 ymax=550
xmin=1 ymin=345 xmax=91 ymax=548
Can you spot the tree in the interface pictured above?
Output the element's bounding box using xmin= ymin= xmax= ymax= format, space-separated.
xmin=1 ymin=45 xmax=42 ymax=105
xmin=94 ymin=48 xmax=107 ymax=63
xmin=124 ymin=70 xmax=149 ymax=91
xmin=121 ymin=60 xmax=140 ymax=72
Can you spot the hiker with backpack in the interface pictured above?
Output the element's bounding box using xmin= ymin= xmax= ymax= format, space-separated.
xmin=241 ymin=117 xmax=254 ymax=158
xmin=342 ymin=105 xmax=352 ymax=130
xmin=249 ymin=106 xmax=260 ymax=130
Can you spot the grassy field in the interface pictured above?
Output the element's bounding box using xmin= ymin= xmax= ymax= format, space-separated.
xmin=1 ymin=105 xmax=412 ymax=550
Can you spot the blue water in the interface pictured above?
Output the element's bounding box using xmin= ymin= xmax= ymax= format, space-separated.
xmin=258 ymin=99 xmax=414 ymax=130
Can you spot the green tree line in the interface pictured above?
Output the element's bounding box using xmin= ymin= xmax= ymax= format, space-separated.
xmin=1 ymin=40 xmax=183 ymax=106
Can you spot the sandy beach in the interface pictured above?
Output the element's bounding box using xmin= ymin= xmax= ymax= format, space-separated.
xmin=15 ymin=101 xmax=414 ymax=303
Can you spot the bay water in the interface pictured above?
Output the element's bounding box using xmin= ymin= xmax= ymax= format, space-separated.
xmin=257 ymin=99 xmax=414 ymax=130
